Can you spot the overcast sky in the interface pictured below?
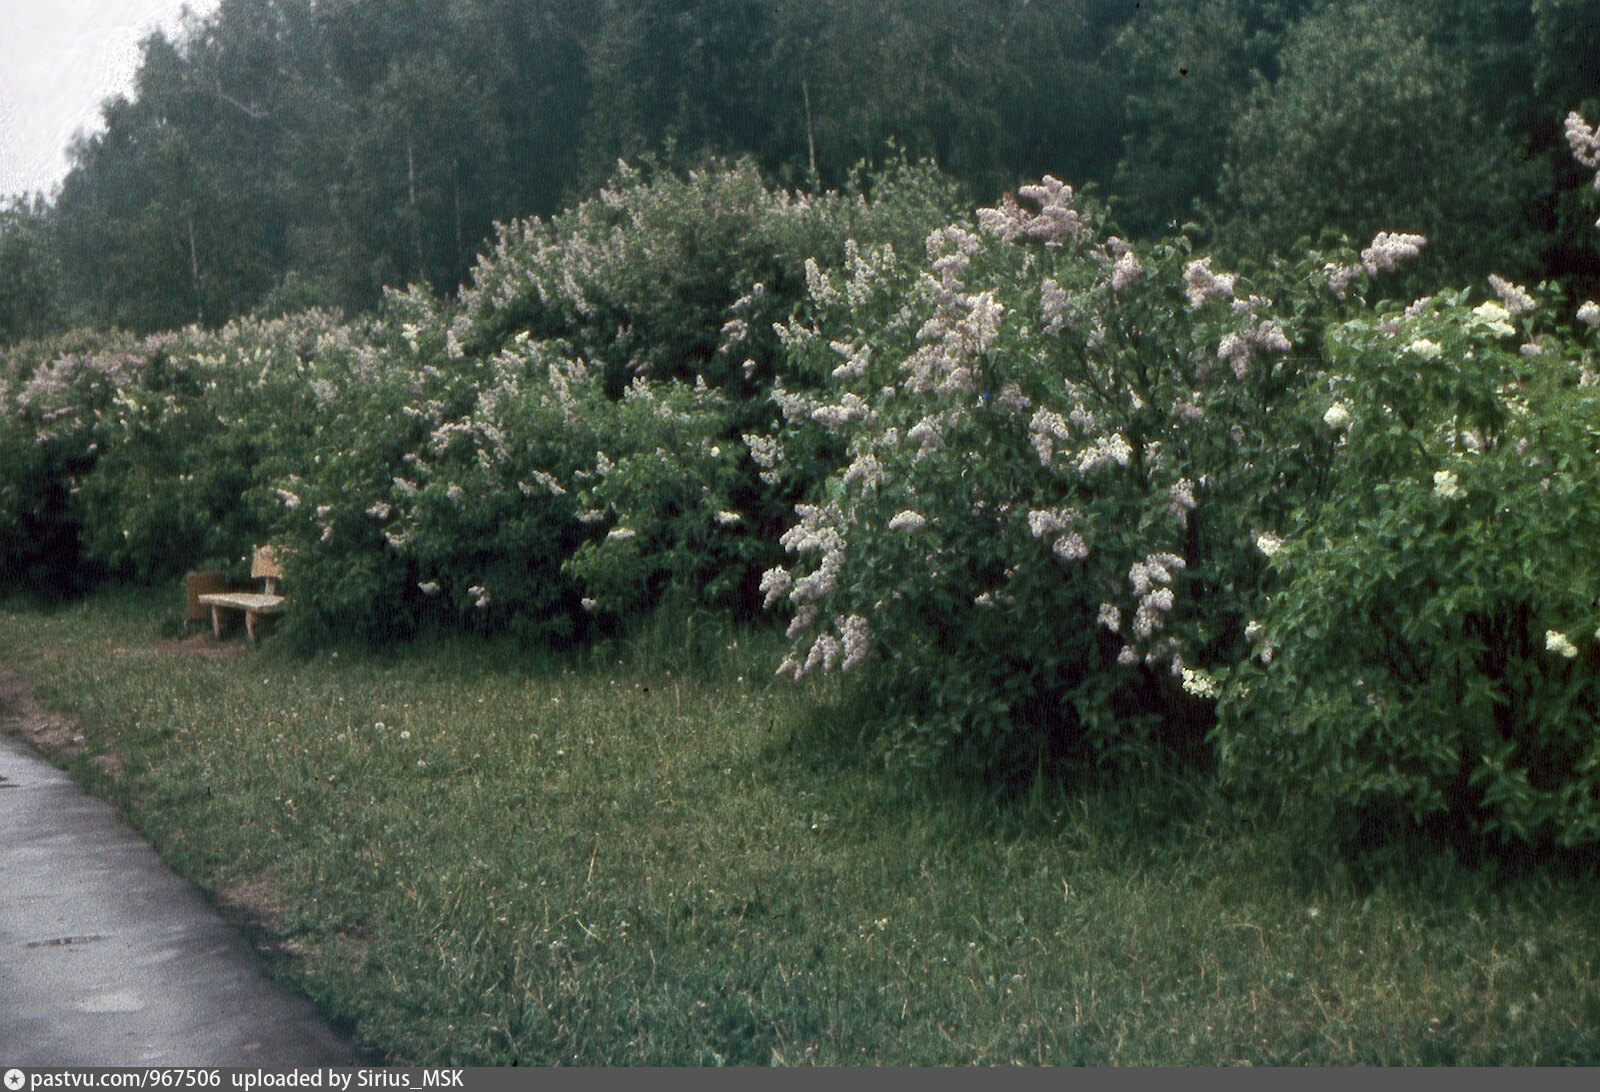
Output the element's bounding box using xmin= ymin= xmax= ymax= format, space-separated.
xmin=1 ymin=0 xmax=222 ymax=200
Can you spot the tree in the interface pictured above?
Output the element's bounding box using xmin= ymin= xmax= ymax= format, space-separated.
xmin=0 ymin=197 xmax=62 ymax=344
xmin=1214 ymin=0 xmax=1541 ymax=284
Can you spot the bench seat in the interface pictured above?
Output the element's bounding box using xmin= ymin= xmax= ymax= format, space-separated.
xmin=196 ymin=592 xmax=285 ymax=642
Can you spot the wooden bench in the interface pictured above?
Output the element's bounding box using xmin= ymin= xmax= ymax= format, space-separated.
xmin=196 ymin=546 xmax=286 ymax=642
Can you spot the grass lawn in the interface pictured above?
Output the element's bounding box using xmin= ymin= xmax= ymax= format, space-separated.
xmin=3 ymin=586 xmax=1600 ymax=1065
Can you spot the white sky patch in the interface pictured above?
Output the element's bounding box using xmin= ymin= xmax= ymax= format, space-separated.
xmin=1 ymin=0 xmax=221 ymax=200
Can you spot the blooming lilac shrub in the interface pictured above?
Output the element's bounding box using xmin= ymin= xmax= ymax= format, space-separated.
xmin=1212 ymin=277 xmax=1600 ymax=847
xmin=444 ymin=156 xmax=965 ymax=620
xmin=0 ymin=315 xmax=364 ymax=591
xmin=0 ymin=330 xmax=153 ymax=592
xmin=762 ymin=179 xmax=1377 ymax=784
xmin=253 ymin=289 xmax=591 ymax=644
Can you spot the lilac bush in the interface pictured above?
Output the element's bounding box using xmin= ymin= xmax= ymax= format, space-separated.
xmin=759 ymin=179 xmax=1382 ymax=782
xmin=1212 ymin=274 xmax=1600 ymax=847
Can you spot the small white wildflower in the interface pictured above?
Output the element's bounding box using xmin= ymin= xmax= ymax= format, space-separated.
xmin=365 ymin=500 xmax=391 ymax=519
xmin=607 ymin=526 xmax=637 ymax=541
xmin=1323 ymin=402 xmax=1352 ymax=429
xmin=888 ymin=510 xmax=927 ymax=533
xmin=1433 ymin=469 xmax=1466 ymax=500
xmin=1406 ymin=339 xmax=1442 ymax=360
xmin=417 ymin=581 xmax=441 ymax=596
xmin=1578 ymin=301 xmax=1600 ymax=327
xmin=1117 ymin=646 xmax=1139 ymax=666
xmin=715 ymin=510 xmax=743 ymax=527
xmin=1097 ymin=604 xmax=1121 ymax=632
xmin=581 ymin=597 xmax=598 ymax=613
xmin=1546 ymin=630 xmax=1579 ymax=659
xmin=275 ymin=489 xmax=302 ymax=511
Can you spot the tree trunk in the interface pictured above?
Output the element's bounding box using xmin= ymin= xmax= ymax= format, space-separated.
xmin=187 ymin=210 xmax=204 ymax=326
xmin=802 ymin=78 xmax=818 ymax=184
xmin=407 ymin=134 xmax=424 ymax=282
xmin=452 ymin=156 xmax=464 ymax=279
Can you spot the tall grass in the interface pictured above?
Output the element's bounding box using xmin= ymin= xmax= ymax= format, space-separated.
xmin=2 ymin=587 xmax=1599 ymax=1065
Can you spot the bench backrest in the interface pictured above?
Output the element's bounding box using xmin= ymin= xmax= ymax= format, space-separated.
xmin=252 ymin=546 xmax=284 ymax=596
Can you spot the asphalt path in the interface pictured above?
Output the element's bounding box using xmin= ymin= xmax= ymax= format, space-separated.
xmin=0 ymin=729 xmax=370 ymax=1066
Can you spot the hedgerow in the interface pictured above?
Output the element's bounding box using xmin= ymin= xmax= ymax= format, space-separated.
xmin=6 ymin=135 xmax=1600 ymax=850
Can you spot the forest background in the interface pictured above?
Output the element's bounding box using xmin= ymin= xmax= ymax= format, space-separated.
xmin=3 ymin=0 xmax=1600 ymax=340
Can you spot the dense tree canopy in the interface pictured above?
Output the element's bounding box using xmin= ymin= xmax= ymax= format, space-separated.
xmin=3 ymin=0 xmax=1599 ymax=339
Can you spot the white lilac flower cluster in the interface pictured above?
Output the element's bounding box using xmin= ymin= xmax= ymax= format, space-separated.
xmin=838 ymin=614 xmax=872 ymax=672
xmin=780 ymin=503 xmax=846 ymax=606
xmin=1244 ymin=620 xmax=1274 ymax=665
xmin=976 ymin=176 xmax=1093 ymax=246
xmin=1168 ymin=477 xmax=1198 ymax=521
xmin=467 ymin=584 xmax=491 ymax=610
xmin=1546 ymin=629 xmax=1579 ymax=659
xmin=1216 ymin=320 xmax=1292 ymax=380
xmin=830 ymin=340 xmax=872 ymax=381
xmin=1577 ymin=301 xmax=1600 ymax=328
xmin=1127 ymin=552 xmax=1187 ymax=644
xmin=1038 ymin=277 xmax=1067 ymax=335
xmin=1320 ymin=232 xmax=1429 ymax=299
xmin=743 ymin=432 xmax=783 ymax=485
xmin=1321 ymin=262 xmax=1361 ymax=301
xmin=899 ymin=288 xmax=1003 ymax=397
xmin=1253 ymin=531 xmax=1284 ymax=558
xmin=517 ymin=469 xmax=567 ymax=497
xmin=1182 ymin=258 xmax=1237 ymax=309
xmin=1027 ymin=506 xmax=1087 ymax=561
xmin=1471 ymin=301 xmax=1517 ymax=338
xmin=1360 ymin=232 xmax=1427 ymax=277
xmin=841 ymin=452 xmax=884 ymax=492
xmin=1564 ymin=112 xmax=1600 ymax=196
xmin=1075 ymin=433 xmax=1133 ymax=474
xmin=810 ymin=392 xmax=872 ymax=429
xmin=1104 ymin=238 xmax=1144 ymax=291
xmin=1488 ymin=275 xmax=1536 ymax=317
xmin=1432 ymin=469 xmax=1466 ymax=500
xmin=887 ymin=510 xmax=928 ymax=533
xmin=1180 ymin=668 xmax=1220 ymax=698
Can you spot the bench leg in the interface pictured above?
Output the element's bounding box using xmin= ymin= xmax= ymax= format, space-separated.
xmin=246 ymin=611 xmax=257 ymax=643
xmin=211 ymin=605 xmax=222 ymax=640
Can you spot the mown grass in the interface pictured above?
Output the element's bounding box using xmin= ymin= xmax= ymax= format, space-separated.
xmin=3 ymin=586 xmax=1600 ymax=1065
